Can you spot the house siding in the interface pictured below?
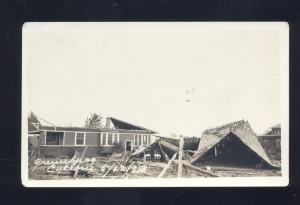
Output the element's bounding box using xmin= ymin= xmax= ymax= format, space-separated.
xmin=29 ymin=135 xmax=39 ymax=146
xmin=38 ymin=146 xmax=103 ymax=158
xmin=40 ymin=131 xmax=46 ymax=145
xmin=119 ymin=133 xmax=134 ymax=147
xmin=64 ymin=132 xmax=75 ymax=145
xmin=37 ymin=130 xmax=152 ymax=155
xmin=86 ymin=132 xmax=100 ymax=146
xmin=258 ymin=136 xmax=281 ymax=160
xmin=117 ymin=133 xmax=152 ymax=149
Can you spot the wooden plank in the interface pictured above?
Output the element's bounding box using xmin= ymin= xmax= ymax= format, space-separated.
xmin=160 ymin=140 xmax=179 ymax=152
xmin=177 ymin=136 xmax=184 ymax=178
xmin=157 ymin=153 xmax=177 ymax=178
xmin=73 ymin=146 xmax=89 ymax=178
xmin=180 ymin=162 xmax=220 ymax=177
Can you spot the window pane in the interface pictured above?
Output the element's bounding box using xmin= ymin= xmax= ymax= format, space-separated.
xmin=134 ymin=135 xmax=138 ymax=146
xmin=143 ymin=135 xmax=147 ymax=146
xmin=108 ymin=134 xmax=113 ymax=145
xmin=76 ymin=133 xmax=84 ymax=145
xmin=102 ymin=133 xmax=106 ymax=145
xmin=76 ymin=138 xmax=84 ymax=145
xmin=46 ymin=132 xmax=64 ymax=145
xmin=77 ymin=133 xmax=84 ymax=138
xmin=138 ymin=135 xmax=142 ymax=146
xmin=148 ymin=135 xmax=150 ymax=146
xmin=113 ymin=134 xmax=118 ymax=143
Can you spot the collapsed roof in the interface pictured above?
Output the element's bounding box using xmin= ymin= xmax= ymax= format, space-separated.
xmin=132 ymin=138 xmax=190 ymax=161
xmin=190 ymin=120 xmax=276 ymax=168
xmin=108 ymin=117 xmax=156 ymax=133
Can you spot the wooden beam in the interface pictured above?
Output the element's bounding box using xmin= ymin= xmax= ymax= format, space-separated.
xmin=177 ymin=136 xmax=184 ymax=178
xmin=73 ymin=146 xmax=89 ymax=178
xmin=157 ymin=153 xmax=177 ymax=178
xmin=180 ymin=162 xmax=220 ymax=177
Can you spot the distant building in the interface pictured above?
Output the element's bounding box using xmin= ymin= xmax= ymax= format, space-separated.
xmin=28 ymin=112 xmax=157 ymax=157
xmin=257 ymin=124 xmax=281 ymax=160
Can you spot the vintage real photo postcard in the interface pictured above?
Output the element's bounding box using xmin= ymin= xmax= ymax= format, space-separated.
xmin=22 ymin=22 xmax=289 ymax=187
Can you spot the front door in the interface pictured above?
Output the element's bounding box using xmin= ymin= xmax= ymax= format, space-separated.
xmin=125 ymin=141 xmax=132 ymax=152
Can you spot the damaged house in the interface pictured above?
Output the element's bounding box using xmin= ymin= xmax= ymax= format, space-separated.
xmin=257 ymin=124 xmax=281 ymax=160
xmin=28 ymin=112 xmax=157 ymax=158
xmin=190 ymin=120 xmax=278 ymax=169
xmin=131 ymin=136 xmax=199 ymax=162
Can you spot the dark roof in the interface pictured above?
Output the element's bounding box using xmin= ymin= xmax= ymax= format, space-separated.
xmin=109 ymin=117 xmax=156 ymax=133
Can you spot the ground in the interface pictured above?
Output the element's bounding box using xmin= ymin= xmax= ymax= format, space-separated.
xmin=28 ymin=156 xmax=281 ymax=180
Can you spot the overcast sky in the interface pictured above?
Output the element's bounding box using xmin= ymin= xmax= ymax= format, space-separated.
xmin=23 ymin=23 xmax=286 ymax=136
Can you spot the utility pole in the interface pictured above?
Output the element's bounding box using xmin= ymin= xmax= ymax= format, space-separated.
xmin=177 ymin=135 xmax=184 ymax=178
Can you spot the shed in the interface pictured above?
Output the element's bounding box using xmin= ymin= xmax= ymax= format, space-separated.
xmin=191 ymin=120 xmax=278 ymax=169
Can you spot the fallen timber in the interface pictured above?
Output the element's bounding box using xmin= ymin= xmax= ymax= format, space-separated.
xmin=158 ymin=153 xmax=177 ymax=178
xmin=173 ymin=160 xmax=220 ymax=177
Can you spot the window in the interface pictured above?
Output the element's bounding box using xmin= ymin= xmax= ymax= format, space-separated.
xmin=148 ymin=134 xmax=151 ymax=146
xmin=113 ymin=134 xmax=118 ymax=143
xmin=143 ymin=135 xmax=147 ymax=146
xmin=134 ymin=134 xmax=138 ymax=146
xmin=107 ymin=133 xmax=113 ymax=145
xmin=76 ymin=132 xmax=85 ymax=145
xmin=138 ymin=135 xmax=142 ymax=146
xmin=107 ymin=133 xmax=112 ymax=145
xmin=101 ymin=133 xmax=106 ymax=145
xmin=46 ymin=132 xmax=64 ymax=145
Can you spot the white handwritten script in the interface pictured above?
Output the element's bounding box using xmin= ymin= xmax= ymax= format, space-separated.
xmin=32 ymin=154 xmax=147 ymax=177
xmin=32 ymin=155 xmax=97 ymax=175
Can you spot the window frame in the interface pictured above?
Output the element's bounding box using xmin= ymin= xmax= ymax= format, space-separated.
xmin=75 ymin=132 xmax=86 ymax=146
xmin=107 ymin=133 xmax=113 ymax=145
xmin=101 ymin=132 xmax=107 ymax=145
xmin=101 ymin=132 xmax=117 ymax=146
xmin=138 ymin=134 xmax=142 ymax=146
xmin=134 ymin=134 xmax=138 ymax=146
xmin=143 ymin=135 xmax=147 ymax=146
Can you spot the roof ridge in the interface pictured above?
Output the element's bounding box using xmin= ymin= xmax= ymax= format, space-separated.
xmin=203 ymin=119 xmax=245 ymax=133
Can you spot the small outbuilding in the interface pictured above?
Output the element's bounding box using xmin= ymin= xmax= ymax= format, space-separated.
xmin=191 ymin=120 xmax=278 ymax=169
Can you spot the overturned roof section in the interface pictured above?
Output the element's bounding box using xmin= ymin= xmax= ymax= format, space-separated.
xmin=191 ymin=120 xmax=275 ymax=167
xmin=108 ymin=117 xmax=157 ymax=133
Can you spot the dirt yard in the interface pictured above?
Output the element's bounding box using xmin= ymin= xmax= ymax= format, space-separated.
xmin=28 ymin=156 xmax=281 ymax=180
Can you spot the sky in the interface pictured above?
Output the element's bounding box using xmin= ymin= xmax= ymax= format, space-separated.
xmin=23 ymin=23 xmax=286 ymax=137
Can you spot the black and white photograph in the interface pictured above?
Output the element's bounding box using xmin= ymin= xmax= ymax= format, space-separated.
xmin=21 ymin=22 xmax=289 ymax=187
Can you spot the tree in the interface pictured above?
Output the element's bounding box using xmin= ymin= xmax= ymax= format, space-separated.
xmin=84 ymin=113 xmax=103 ymax=128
